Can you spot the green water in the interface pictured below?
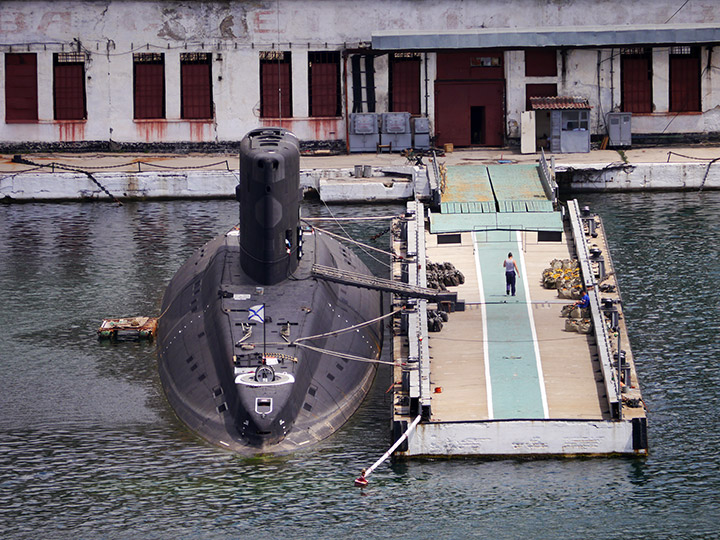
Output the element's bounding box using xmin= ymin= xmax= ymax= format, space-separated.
xmin=1 ymin=193 xmax=718 ymax=539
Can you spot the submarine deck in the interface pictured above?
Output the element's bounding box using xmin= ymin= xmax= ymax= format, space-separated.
xmin=391 ymin=160 xmax=647 ymax=457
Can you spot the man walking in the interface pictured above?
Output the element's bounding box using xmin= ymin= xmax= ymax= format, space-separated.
xmin=503 ymin=252 xmax=519 ymax=296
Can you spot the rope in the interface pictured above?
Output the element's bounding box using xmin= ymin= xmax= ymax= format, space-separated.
xmin=665 ymin=152 xmax=720 ymax=192
xmin=309 ymin=224 xmax=397 ymax=259
xmin=0 ymin=166 xmax=46 ymax=182
xmin=302 ymin=215 xmax=399 ymax=221
xmin=20 ymin=159 xmax=233 ymax=172
xmin=356 ymin=415 xmax=422 ymax=485
xmin=294 ymin=342 xmax=396 ymax=366
xmin=10 ymin=157 xmax=123 ymax=205
xmin=294 ymin=307 xmax=402 ymax=344
xmin=666 ymin=151 xmax=720 ymax=162
xmin=316 ymin=199 xmax=393 ymax=268
xmin=699 ymin=157 xmax=720 ymax=193
xmin=136 ymin=160 xmax=231 ymax=171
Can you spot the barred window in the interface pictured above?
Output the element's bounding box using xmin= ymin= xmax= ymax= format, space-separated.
xmin=54 ymin=53 xmax=86 ymax=120
xmin=133 ymin=53 xmax=165 ymax=119
xmin=181 ymin=53 xmax=213 ymax=119
xmin=308 ymin=51 xmax=341 ymax=117
xmin=260 ymin=51 xmax=292 ymax=118
xmin=389 ymin=53 xmax=421 ymax=115
xmin=670 ymin=46 xmax=700 ymax=112
xmin=621 ymin=48 xmax=652 ymax=113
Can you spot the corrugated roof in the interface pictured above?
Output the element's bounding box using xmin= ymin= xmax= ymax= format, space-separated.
xmin=372 ymin=23 xmax=720 ymax=50
xmin=530 ymin=96 xmax=591 ymax=110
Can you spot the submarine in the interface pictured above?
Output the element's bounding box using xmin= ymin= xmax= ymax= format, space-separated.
xmin=157 ymin=128 xmax=383 ymax=454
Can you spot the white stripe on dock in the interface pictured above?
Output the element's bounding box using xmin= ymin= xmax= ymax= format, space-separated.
xmin=473 ymin=231 xmax=494 ymax=420
xmin=515 ymin=231 xmax=550 ymax=419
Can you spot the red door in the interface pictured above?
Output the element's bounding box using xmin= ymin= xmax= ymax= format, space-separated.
xmin=435 ymin=80 xmax=504 ymax=147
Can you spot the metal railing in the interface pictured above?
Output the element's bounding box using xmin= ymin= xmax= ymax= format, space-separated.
xmin=539 ymin=148 xmax=558 ymax=205
xmin=567 ymin=200 xmax=621 ymax=419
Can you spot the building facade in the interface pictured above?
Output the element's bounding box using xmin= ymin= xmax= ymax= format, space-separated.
xmin=3 ymin=0 xmax=720 ymax=150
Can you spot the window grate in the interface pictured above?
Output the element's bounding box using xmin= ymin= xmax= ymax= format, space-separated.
xmin=181 ymin=53 xmax=212 ymax=119
xmin=181 ymin=52 xmax=211 ymax=63
xmin=308 ymin=51 xmax=340 ymax=117
xmin=260 ymin=51 xmax=292 ymax=118
xmin=389 ymin=54 xmax=421 ymax=115
xmin=56 ymin=52 xmax=86 ymax=63
xmin=134 ymin=53 xmax=165 ymax=119
xmin=133 ymin=52 xmax=163 ymax=63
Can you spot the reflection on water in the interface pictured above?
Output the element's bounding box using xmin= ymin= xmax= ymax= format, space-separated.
xmin=0 ymin=194 xmax=718 ymax=539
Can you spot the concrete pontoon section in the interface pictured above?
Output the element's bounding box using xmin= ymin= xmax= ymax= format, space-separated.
xmin=391 ymin=156 xmax=647 ymax=457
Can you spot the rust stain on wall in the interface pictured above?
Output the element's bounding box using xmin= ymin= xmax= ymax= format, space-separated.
xmin=56 ymin=121 xmax=86 ymax=142
xmin=309 ymin=118 xmax=340 ymax=140
xmin=189 ymin=121 xmax=210 ymax=141
xmin=135 ymin=120 xmax=167 ymax=142
xmin=260 ymin=118 xmax=294 ymax=130
xmin=259 ymin=118 xmax=342 ymax=140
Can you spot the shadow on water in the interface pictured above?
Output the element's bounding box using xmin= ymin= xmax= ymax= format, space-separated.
xmin=0 ymin=194 xmax=718 ymax=539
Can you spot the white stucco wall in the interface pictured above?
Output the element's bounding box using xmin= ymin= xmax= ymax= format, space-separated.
xmin=3 ymin=0 xmax=720 ymax=146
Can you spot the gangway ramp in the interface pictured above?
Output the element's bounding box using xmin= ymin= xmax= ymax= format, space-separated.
xmin=430 ymin=163 xmax=562 ymax=235
xmin=311 ymin=264 xmax=456 ymax=302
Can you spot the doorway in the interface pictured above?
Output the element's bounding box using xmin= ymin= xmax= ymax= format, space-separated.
xmin=471 ymin=106 xmax=485 ymax=145
xmin=435 ymin=80 xmax=504 ymax=147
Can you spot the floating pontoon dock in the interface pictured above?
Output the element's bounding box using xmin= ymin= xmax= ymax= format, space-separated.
xmin=390 ymin=153 xmax=647 ymax=457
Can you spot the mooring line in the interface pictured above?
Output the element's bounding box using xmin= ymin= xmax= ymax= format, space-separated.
xmin=354 ymin=415 xmax=422 ymax=486
xmin=11 ymin=156 xmax=123 ymax=205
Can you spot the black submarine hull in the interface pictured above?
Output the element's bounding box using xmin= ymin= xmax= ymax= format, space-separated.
xmin=157 ymin=129 xmax=383 ymax=454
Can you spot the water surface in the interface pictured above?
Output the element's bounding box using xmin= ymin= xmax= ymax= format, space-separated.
xmin=1 ymin=193 xmax=718 ymax=539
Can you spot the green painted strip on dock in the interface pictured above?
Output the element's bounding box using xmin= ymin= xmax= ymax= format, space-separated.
xmin=429 ymin=211 xmax=563 ymax=234
xmin=440 ymin=200 xmax=496 ymax=214
xmin=474 ymin=230 xmax=547 ymax=419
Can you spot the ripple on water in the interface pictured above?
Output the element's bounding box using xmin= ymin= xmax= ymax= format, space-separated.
xmin=1 ymin=196 xmax=719 ymax=539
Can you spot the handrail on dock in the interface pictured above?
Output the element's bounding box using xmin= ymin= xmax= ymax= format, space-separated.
xmin=539 ymin=148 xmax=559 ymax=205
xmin=568 ymin=199 xmax=621 ymax=419
xmin=405 ymin=201 xmax=432 ymax=418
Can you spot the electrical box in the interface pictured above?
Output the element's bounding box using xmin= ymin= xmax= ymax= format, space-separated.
xmin=381 ymin=112 xmax=412 ymax=151
xmin=412 ymin=117 xmax=430 ymax=150
xmin=607 ymin=112 xmax=632 ymax=147
xmin=348 ymin=113 xmax=380 ymax=152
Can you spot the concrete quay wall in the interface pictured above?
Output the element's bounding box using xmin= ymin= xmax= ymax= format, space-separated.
xmin=404 ymin=420 xmax=640 ymax=457
xmin=0 ymin=166 xmax=421 ymax=203
xmin=560 ymin=161 xmax=720 ymax=191
xmin=2 ymin=159 xmax=719 ymax=203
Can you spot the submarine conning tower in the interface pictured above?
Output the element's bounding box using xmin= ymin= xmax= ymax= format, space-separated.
xmin=237 ymin=128 xmax=302 ymax=286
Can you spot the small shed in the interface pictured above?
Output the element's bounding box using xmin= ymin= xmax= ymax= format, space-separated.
xmin=530 ymin=96 xmax=591 ymax=154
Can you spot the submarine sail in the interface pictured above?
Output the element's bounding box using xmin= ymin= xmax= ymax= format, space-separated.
xmin=157 ymin=128 xmax=383 ymax=454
